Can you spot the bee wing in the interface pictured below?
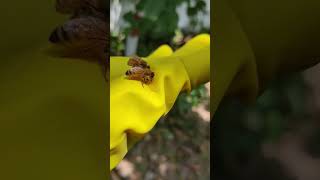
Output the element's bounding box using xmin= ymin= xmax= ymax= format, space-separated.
xmin=127 ymin=57 xmax=150 ymax=68
xmin=127 ymin=58 xmax=139 ymax=66
xmin=51 ymin=17 xmax=107 ymax=57
xmin=130 ymin=67 xmax=146 ymax=74
xmin=70 ymin=17 xmax=107 ymax=39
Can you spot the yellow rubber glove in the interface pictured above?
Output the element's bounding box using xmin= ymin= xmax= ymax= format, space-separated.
xmin=110 ymin=34 xmax=210 ymax=170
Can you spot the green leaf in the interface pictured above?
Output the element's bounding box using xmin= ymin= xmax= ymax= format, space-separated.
xmin=137 ymin=0 xmax=166 ymax=20
xmin=195 ymin=0 xmax=206 ymax=10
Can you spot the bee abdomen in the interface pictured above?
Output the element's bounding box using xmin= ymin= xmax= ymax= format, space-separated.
xmin=49 ymin=28 xmax=60 ymax=43
xmin=125 ymin=70 xmax=131 ymax=75
xmin=49 ymin=26 xmax=70 ymax=44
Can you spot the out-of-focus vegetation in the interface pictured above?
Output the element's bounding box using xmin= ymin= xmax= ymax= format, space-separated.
xmin=213 ymin=71 xmax=320 ymax=180
xmin=111 ymin=0 xmax=210 ymax=56
xmin=111 ymin=0 xmax=210 ymax=179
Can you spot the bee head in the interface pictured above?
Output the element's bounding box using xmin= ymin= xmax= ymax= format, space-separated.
xmin=143 ymin=76 xmax=150 ymax=82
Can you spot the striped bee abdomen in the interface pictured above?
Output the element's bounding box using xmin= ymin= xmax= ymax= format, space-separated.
xmin=49 ymin=26 xmax=70 ymax=44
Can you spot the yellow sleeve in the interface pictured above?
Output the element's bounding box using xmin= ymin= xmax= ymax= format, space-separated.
xmin=110 ymin=34 xmax=210 ymax=170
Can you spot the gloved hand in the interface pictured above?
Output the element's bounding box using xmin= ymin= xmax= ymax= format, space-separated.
xmin=110 ymin=34 xmax=210 ymax=170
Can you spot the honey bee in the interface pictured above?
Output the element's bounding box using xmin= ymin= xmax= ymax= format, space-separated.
xmin=125 ymin=67 xmax=155 ymax=85
xmin=127 ymin=56 xmax=150 ymax=69
xmin=125 ymin=56 xmax=154 ymax=85
xmin=49 ymin=0 xmax=108 ymax=80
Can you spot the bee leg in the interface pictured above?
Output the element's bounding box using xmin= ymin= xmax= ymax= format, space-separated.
xmin=141 ymin=82 xmax=144 ymax=88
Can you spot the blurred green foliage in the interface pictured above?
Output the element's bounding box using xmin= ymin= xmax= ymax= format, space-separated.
xmin=213 ymin=74 xmax=312 ymax=180
xmin=172 ymin=84 xmax=209 ymax=116
xmin=110 ymin=32 xmax=125 ymax=56
xmin=112 ymin=0 xmax=209 ymax=56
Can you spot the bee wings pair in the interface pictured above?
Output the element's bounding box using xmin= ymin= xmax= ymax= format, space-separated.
xmin=127 ymin=56 xmax=150 ymax=69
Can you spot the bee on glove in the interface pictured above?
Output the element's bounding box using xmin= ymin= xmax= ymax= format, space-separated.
xmin=125 ymin=56 xmax=155 ymax=85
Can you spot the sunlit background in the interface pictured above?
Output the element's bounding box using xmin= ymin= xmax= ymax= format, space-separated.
xmin=110 ymin=0 xmax=210 ymax=179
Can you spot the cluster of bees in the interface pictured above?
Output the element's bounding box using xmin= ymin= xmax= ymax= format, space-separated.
xmin=49 ymin=0 xmax=154 ymax=85
xmin=125 ymin=56 xmax=154 ymax=85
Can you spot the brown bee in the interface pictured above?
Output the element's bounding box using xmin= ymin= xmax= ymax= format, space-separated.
xmin=125 ymin=56 xmax=154 ymax=85
xmin=49 ymin=0 xmax=108 ymax=80
xmin=125 ymin=66 xmax=155 ymax=85
xmin=127 ymin=56 xmax=150 ymax=69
